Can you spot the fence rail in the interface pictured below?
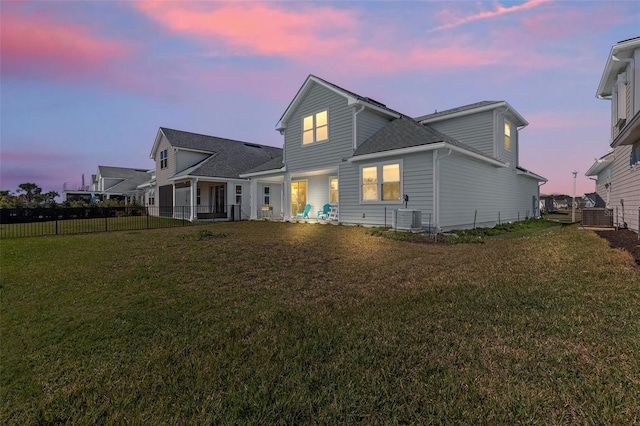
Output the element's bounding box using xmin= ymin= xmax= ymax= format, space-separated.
xmin=0 ymin=206 xmax=192 ymax=239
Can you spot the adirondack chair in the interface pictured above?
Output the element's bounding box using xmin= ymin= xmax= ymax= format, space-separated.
xmin=317 ymin=203 xmax=332 ymax=219
xmin=295 ymin=204 xmax=311 ymax=219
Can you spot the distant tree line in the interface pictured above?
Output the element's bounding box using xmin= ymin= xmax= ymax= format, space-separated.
xmin=1 ymin=183 xmax=59 ymax=208
xmin=1 ymin=183 xmax=132 ymax=208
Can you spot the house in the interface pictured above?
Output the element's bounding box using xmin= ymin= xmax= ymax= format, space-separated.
xmin=585 ymin=151 xmax=614 ymax=207
xmin=590 ymin=36 xmax=640 ymax=232
xmin=241 ymin=75 xmax=546 ymax=231
xmin=148 ymin=127 xmax=283 ymax=221
xmin=62 ymin=166 xmax=149 ymax=203
xmin=583 ymin=192 xmax=606 ymax=208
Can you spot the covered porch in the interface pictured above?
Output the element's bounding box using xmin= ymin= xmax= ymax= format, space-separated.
xmin=283 ymin=168 xmax=339 ymax=222
xmin=169 ymin=177 xmax=244 ymax=222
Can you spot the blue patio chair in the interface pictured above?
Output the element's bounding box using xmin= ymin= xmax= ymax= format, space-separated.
xmin=317 ymin=203 xmax=331 ymax=219
xmin=295 ymin=204 xmax=311 ymax=219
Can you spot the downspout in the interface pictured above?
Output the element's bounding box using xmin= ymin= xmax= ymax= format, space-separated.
xmin=352 ymin=104 xmax=366 ymax=151
xmin=433 ymin=148 xmax=452 ymax=232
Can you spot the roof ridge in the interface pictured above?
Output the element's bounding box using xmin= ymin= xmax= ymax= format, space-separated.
xmin=160 ymin=127 xmax=278 ymax=150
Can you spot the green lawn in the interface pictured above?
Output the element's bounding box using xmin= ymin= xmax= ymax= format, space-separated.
xmin=2 ymin=222 xmax=639 ymax=424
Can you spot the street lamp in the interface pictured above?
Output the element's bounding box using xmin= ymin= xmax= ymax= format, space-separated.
xmin=572 ymin=171 xmax=577 ymax=223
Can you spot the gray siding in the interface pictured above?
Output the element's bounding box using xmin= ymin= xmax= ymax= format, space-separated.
xmin=284 ymin=82 xmax=353 ymax=172
xmin=428 ymin=110 xmax=494 ymax=157
xmin=499 ymin=115 xmax=518 ymax=167
xmin=356 ymin=110 xmax=392 ymax=147
xmin=438 ymin=155 xmax=539 ymax=231
xmin=339 ymin=152 xmax=434 ymax=227
xmin=258 ymin=182 xmax=283 ymax=217
xmin=610 ymin=144 xmax=640 ymax=232
xmin=176 ymin=150 xmax=210 ymax=174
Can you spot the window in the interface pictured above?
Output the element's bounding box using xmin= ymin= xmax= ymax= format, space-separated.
xmin=235 ymin=185 xmax=242 ymax=205
xmin=631 ymin=144 xmax=640 ymax=167
xmin=263 ymin=186 xmax=270 ymax=205
xmin=504 ymin=121 xmax=511 ymax=151
xmin=196 ymin=188 xmax=201 ymax=205
xmin=361 ymin=162 xmax=402 ymax=203
xmin=303 ymin=110 xmax=328 ymax=144
xmin=148 ymin=188 xmax=155 ymax=206
xmin=329 ymin=177 xmax=338 ymax=204
xmin=160 ymin=149 xmax=168 ymax=169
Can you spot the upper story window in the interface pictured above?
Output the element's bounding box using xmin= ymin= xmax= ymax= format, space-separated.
xmin=361 ymin=161 xmax=402 ymax=203
xmin=160 ymin=149 xmax=168 ymax=169
xmin=504 ymin=121 xmax=512 ymax=151
xmin=303 ymin=110 xmax=328 ymax=145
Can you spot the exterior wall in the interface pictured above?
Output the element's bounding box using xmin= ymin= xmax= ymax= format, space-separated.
xmin=428 ymin=111 xmax=494 ymax=157
xmin=284 ymin=82 xmax=353 ymax=172
xmin=610 ymin=144 xmax=640 ymax=232
xmin=498 ymin=114 xmax=519 ymax=167
xmin=595 ymin=164 xmax=613 ymax=207
xmin=176 ymin=150 xmax=209 ymax=173
xmin=155 ymin=134 xmax=176 ymax=188
xmin=438 ymin=155 xmax=539 ymax=231
xmin=339 ymin=151 xmax=434 ymax=227
xmin=258 ymin=182 xmax=283 ymax=217
xmin=356 ymin=110 xmax=392 ymax=147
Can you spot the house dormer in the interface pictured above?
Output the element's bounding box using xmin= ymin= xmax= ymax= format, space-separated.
xmin=415 ymin=101 xmax=528 ymax=167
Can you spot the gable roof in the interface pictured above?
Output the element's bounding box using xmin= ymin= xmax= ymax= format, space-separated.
xmin=96 ymin=166 xmax=150 ymax=193
xmin=156 ymin=128 xmax=283 ymax=180
xmin=415 ymin=100 xmax=528 ymax=127
xmin=277 ymin=74 xmax=402 ymax=129
xmin=597 ymin=36 xmax=640 ymax=97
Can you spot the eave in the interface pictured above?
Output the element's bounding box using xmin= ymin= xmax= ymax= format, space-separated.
xmin=611 ymin=112 xmax=640 ymax=148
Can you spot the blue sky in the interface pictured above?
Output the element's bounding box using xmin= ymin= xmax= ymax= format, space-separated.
xmin=1 ymin=0 xmax=639 ymax=196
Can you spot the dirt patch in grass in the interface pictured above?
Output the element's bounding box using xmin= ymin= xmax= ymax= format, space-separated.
xmin=594 ymin=229 xmax=640 ymax=267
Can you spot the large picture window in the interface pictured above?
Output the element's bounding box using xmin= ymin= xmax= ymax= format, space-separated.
xmin=303 ymin=110 xmax=328 ymax=144
xmin=360 ymin=162 xmax=402 ymax=203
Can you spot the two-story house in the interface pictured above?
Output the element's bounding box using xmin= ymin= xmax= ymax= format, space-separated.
xmin=148 ymin=127 xmax=282 ymax=221
xmin=242 ymin=75 xmax=546 ymax=231
xmin=587 ymin=37 xmax=640 ymax=232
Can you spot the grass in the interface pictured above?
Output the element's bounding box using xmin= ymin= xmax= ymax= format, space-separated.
xmin=2 ymin=221 xmax=640 ymax=424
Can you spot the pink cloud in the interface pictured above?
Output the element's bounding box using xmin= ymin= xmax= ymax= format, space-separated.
xmin=133 ymin=2 xmax=359 ymax=59
xmin=430 ymin=0 xmax=552 ymax=32
xmin=1 ymin=11 xmax=130 ymax=81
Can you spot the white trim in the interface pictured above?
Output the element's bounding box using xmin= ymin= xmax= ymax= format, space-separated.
xmin=349 ymin=142 xmax=507 ymax=168
xmin=516 ymin=169 xmax=547 ymax=182
xmin=418 ymin=101 xmax=528 ymax=127
xmin=358 ymin=160 xmax=404 ymax=205
xmin=239 ymin=167 xmax=286 ymax=178
xmin=289 ymin=167 xmax=338 ymax=179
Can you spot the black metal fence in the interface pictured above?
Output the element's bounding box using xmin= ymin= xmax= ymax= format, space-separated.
xmin=0 ymin=206 xmax=193 ymax=239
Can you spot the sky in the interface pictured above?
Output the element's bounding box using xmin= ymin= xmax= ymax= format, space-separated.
xmin=1 ymin=0 xmax=639 ymax=197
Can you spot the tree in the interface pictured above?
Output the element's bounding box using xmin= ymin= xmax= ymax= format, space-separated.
xmin=16 ymin=183 xmax=42 ymax=206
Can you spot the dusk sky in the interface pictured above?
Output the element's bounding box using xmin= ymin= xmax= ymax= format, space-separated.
xmin=1 ymin=0 xmax=639 ymax=197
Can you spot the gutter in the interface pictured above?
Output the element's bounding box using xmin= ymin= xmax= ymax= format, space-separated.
xmin=349 ymin=142 xmax=507 ymax=168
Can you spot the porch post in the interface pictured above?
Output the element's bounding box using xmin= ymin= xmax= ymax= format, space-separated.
xmin=249 ymin=179 xmax=258 ymax=220
xmin=283 ymin=173 xmax=291 ymax=221
xmin=190 ymin=178 xmax=198 ymax=222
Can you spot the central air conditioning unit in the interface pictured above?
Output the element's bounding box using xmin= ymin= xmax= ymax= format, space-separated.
xmin=394 ymin=209 xmax=422 ymax=231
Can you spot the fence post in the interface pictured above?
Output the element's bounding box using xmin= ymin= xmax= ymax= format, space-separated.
xmin=147 ymin=207 xmax=150 ymax=229
xmin=473 ymin=210 xmax=477 ymax=229
xmin=105 ymin=209 xmax=108 ymax=232
xmin=498 ymin=211 xmax=501 ymax=225
xmin=55 ymin=206 xmax=59 ymax=235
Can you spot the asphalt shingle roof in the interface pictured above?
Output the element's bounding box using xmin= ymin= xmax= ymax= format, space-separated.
xmin=353 ymin=116 xmax=496 ymax=160
xmin=414 ymin=101 xmax=502 ymax=122
xmin=161 ymin=128 xmax=283 ymax=179
xmin=97 ymin=166 xmax=150 ymax=192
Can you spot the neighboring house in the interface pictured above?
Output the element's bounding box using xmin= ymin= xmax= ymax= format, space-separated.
xmin=148 ymin=127 xmax=283 ymax=221
xmin=583 ymin=192 xmax=606 ymax=208
xmin=585 ymin=151 xmax=614 ymax=207
xmin=62 ymin=166 xmax=149 ymax=203
xmin=539 ymin=194 xmax=554 ymax=213
xmin=241 ymin=75 xmax=546 ymax=231
xmin=590 ymin=36 xmax=640 ymax=232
